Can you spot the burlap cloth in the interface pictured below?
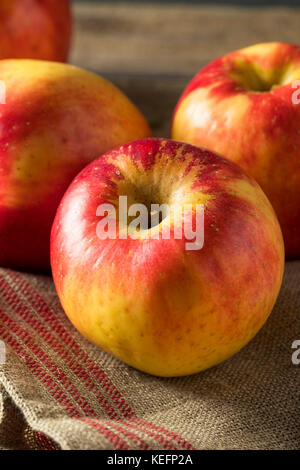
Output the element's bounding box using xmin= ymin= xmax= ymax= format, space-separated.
xmin=0 ymin=263 xmax=299 ymax=450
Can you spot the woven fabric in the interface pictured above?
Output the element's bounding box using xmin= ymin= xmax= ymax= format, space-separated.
xmin=0 ymin=263 xmax=299 ymax=450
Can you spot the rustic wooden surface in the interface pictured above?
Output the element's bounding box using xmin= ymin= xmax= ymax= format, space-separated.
xmin=71 ymin=1 xmax=300 ymax=136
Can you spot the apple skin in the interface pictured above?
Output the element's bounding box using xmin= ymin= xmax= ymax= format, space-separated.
xmin=51 ymin=138 xmax=284 ymax=377
xmin=0 ymin=59 xmax=151 ymax=271
xmin=0 ymin=0 xmax=72 ymax=62
xmin=172 ymin=42 xmax=300 ymax=259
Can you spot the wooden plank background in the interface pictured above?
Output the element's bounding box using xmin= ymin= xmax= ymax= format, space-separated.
xmin=71 ymin=1 xmax=300 ymax=136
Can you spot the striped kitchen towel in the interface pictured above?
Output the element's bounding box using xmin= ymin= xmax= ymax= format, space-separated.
xmin=0 ymin=264 xmax=299 ymax=450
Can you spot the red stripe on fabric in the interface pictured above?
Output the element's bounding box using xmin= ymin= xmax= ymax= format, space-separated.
xmin=5 ymin=271 xmax=194 ymax=450
xmin=78 ymin=418 xmax=130 ymax=450
xmin=79 ymin=417 xmax=151 ymax=450
xmin=1 ymin=279 xmax=120 ymax=419
xmin=0 ymin=277 xmax=149 ymax=450
xmin=0 ymin=323 xmax=130 ymax=450
xmin=0 ymin=325 xmax=81 ymax=416
xmin=34 ymin=432 xmax=58 ymax=450
xmin=0 ymin=310 xmax=99 ymax=416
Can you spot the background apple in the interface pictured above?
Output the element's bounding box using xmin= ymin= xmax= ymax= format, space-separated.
xmin=0 ymin=0 xmax=72 ymax=62
xmin=51 ymin=138 xmax=284 ymax=377
xmin=0 ymin=59 xmax=151 ymax=271
xmin=172 ymin=42 xmax=300 ymax=259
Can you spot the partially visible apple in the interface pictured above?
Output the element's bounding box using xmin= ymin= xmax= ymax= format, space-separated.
xmin=0 ymin=59 xmax=151 ymax=271
xmin=172 ymin=42 xmax=300 ymax=258
xmin=51 ymin=138 xmax=284 ymax=377
xmin=0 ymin=0 xmax=72 ymax=61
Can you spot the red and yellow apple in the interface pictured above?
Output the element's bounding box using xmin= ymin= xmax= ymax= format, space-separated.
xmin=0 ymin=59 xmax=151 ymax=270
xmin=0 ymin=0 xmax=72 ymax=61
xmin=51 ymin=138 xmax=284 ymax=377
xmin=172 ymin=42 xmax=300 ymax=258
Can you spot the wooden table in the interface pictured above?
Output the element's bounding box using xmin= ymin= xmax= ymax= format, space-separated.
xmin=71 ymin=1 xmax=300 ymax=136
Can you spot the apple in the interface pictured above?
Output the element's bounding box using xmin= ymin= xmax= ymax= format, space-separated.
xmin=0 ymin=0 xmax=72 ymax=62
xmin=171 ymin=42 xmax=300 ymax=258
xmin=51 ymin=138 xmax=284 ymax=377
xmin=0 ymin=59 xmax=151 ymax=271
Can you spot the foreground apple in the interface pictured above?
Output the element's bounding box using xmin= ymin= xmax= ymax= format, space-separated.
xmin=172 ymin=42 xmax=300 ymax=258
xmin=0 ymin=0 xmax=72 ymax=61
xmin=51 ymin=138 xmax=284 ymax=377
xmin=0 ymin=59 xmax=151 ymax=270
